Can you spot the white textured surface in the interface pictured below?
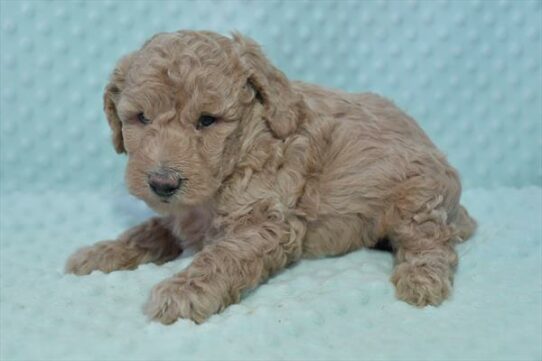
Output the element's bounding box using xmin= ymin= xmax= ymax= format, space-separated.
xmin=1 ymin=187 xmax=541 ymax=360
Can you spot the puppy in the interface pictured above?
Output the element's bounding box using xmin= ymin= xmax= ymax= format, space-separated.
xmin=66 ymin=31 xmax=476 ymax=324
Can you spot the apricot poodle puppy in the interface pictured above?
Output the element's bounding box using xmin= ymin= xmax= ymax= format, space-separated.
xmin=66 ymin=30 xmax=476 ymax=324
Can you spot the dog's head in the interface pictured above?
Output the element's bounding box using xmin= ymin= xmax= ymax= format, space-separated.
xmin=103 ymin=31 xmax=306 ymax=213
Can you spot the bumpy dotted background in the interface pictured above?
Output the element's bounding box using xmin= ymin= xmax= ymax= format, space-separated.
xmin=1 ymin=1 xmax=542 ymax=361
xmin=1 ymin=0 xmax=541 ymax=192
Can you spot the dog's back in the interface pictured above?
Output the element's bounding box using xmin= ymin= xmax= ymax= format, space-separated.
xmin=292 ymin=81 xmax=476 ymax=258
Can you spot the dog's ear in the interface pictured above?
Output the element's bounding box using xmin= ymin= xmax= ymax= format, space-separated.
xmin=232 ymin=33 xmax=306 ymax=139
xmin=103 ymin=54 xmax=133 ymax=154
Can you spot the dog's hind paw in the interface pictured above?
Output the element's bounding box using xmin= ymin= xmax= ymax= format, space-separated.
xmin=391 ymin=262 xmax=452 ymax=307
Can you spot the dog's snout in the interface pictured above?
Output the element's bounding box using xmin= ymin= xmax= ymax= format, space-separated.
xmin=148 ymin=170 xmax=182 ymax=198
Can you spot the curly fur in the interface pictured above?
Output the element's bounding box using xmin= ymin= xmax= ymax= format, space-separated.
xmin=65 ymin=30 xmax=477 ymax=324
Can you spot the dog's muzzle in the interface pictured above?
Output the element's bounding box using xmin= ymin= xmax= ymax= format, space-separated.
xmin=148 ymin=169 xmax=182 ymax=198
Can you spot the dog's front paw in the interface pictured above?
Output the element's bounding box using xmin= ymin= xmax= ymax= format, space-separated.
xmin=144 ymin=276 xmax=223 ymax=324
xmin=391 ymin=262 xmax=452 ymax=307
xmin=65 ymin=241 xmax=126 ymax=275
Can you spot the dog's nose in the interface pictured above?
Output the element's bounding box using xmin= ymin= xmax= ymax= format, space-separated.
xmin=148 ymin=170 xmax=182 ymax=198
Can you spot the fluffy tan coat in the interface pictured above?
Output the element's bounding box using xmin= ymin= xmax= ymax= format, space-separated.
xmin=66 ymin=31 xmax=476 ymax=324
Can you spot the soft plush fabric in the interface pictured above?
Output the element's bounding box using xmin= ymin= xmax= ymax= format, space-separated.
xmin=1 ymin=187 xmax=540 ymax=360
xmin=1 ymin=0 xmax=541 ymax=359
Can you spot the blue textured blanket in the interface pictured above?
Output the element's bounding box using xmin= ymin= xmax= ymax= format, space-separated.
xmin=1 ymin=187 xmax=540 ymax=360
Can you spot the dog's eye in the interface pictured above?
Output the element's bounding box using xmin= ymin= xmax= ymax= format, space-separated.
xmin=137 ymin=112 xmax=151 ymax=125
xmin=197 ymin=115 xmax=216 ymax=129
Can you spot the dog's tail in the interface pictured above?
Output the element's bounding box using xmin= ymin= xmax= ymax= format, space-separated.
xmin=453 ymin=205 xmax=477 ymax=242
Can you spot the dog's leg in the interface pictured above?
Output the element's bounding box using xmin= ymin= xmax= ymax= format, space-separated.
xmin=65 ymin=217 xmax=182 ymax=275
xmin=390 ymin=195 xmax=459 ymax=307
xmin=144 ymin=217 xmax=304 ymax=324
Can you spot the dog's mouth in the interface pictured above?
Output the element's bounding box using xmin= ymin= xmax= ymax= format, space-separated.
xmin=142 ymin=194 xmax=181 ymax=216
